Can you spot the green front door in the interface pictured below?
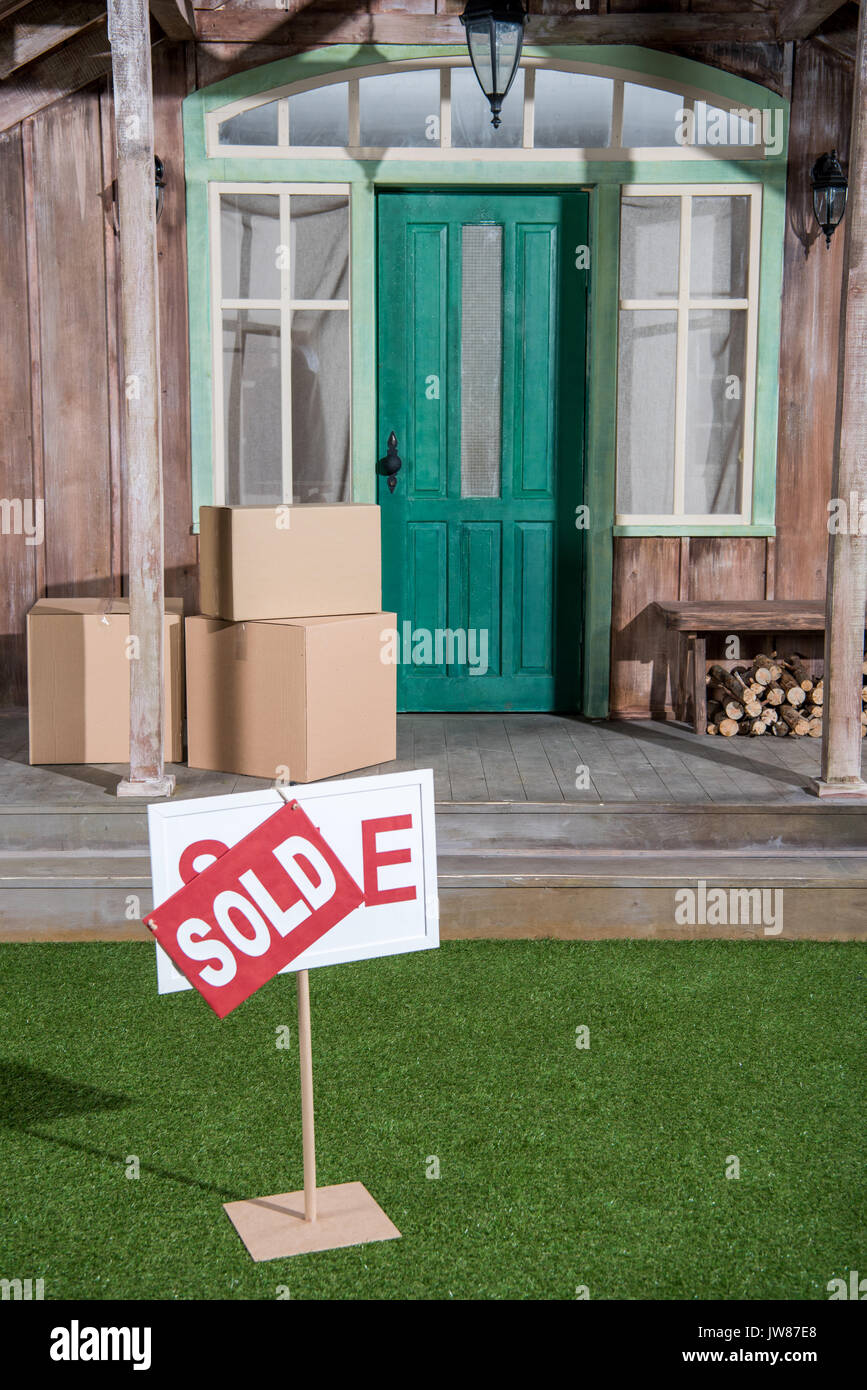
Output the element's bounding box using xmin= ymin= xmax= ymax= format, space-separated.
xmin=377 ymin=190 xmax=588 ymax=712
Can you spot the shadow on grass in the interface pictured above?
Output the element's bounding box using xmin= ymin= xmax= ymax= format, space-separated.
xmin=15 ymin=1129 xmax=243 ymax=1201
xmin=0 ymin=1061 xmax=131 ymax=1127
xmin=0 ymin=1062 xmax=242 ymax=1200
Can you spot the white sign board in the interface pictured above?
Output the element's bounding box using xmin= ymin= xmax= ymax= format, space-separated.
xmin=148 ymin=769 xmax=438 ymax=996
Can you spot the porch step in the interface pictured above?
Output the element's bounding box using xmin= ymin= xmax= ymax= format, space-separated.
xmin=1 ymin=799 xmax=866 ymax=854
xmin=0 ymin=842 xmax=865 ymax=940
xmin=0 ymin=798 xmax=865 ymax=940
xmin=0 ymin=854 xmax=153 ymax=940
xmin=438 ymin=852 xmax=867 ymax=940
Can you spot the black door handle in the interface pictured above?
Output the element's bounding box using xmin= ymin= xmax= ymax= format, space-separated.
xmin=377 ymin=431 xmax=402 ymax=493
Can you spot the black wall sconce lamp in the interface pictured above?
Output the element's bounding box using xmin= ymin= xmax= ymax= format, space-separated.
xmin=811 ymin=150 xmax=848 ymax=248
xmin=111 ymin=155 xmax=167 ymax=234
xmin=154 ymin=154 xmax=166 ymax=223
xmin=460 ymin=0 xmax=528 ymax=129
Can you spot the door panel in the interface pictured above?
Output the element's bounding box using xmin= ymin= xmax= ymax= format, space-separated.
xmin=378 ymin=190 xmax=587 ymax=711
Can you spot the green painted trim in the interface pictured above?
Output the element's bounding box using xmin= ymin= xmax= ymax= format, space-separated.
xmin=190 ymin=43 xmax=787 ymax=119
xmin=614 ymin=524 xmax=776 ymax=537
xmin=751 ymin=167 xmax=786 ymax=529
xmin=583 ymin=184 xmax=619 ymax=719
xmin=185 ymin=97 xmax=212 ymax=526
xmin=350 ymin=184 xmax=376 ymax=503
xmin=182 ymin=44 xmax=790 ymax=641
xmin=193 ymin=156 xmax=784 ymax=183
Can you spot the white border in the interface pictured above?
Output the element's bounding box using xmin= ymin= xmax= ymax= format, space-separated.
xmin=148 ymin=769 xmax=440 ymax=995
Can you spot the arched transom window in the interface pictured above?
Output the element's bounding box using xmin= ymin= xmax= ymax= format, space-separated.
xmin=206 ymin=57 xmax=766 ymax=160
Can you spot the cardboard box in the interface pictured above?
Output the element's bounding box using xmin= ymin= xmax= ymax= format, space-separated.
xmin=186 ymin=612 xmax=396 ymax=782
xmin=199 ymin=504 xmax=382 ymax=622
xmin=27 ymin=598 xmax=184 ymax=765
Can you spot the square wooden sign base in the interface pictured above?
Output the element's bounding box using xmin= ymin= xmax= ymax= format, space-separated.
xmin=223 ymin=1181 xmax=401 ymax=1261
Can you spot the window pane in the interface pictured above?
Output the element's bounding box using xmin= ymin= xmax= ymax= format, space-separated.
xmin=358 ymin=70 xmax=441 ymax=147
xmin=220 ymin=193 xmax=280 ymax=301
xmin=288 ymin=83 xmax=348 ymax=146
xmin=694 ymin=100 xmax=757 ymax=148
xmin=218 ymin=102 xmax=279 ymax=147
xmin=690 ymin=196 xmax=750 ymax=299
xmin=461 ymin=225 xmax=502 ymax=499
xmin=533 ymin=70 xmax=612 ymax=148
xmin=451 ymin=66 xmax=524 ymax=149
xmin=684 ymin=310 xmax=746 ymax=515
xmin=291 ymin=310 xmax=351 ymax=503
xmin=290 ymin=194 xmax=349 ymax=302
xmin=616 ymin=309 xmax=677 ymax=515
xmin=620 ymin=196 xmax=680 ymax=299
xmin=622 ymin=84 xmax=683 ymax=147
xmin=223 ymin=310 xmax=281 ymax=505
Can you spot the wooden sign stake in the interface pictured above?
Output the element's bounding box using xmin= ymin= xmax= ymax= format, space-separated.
xmin=297 ymin=970 xmax=317 ymax=1223
xmin=223 ymin=970 xmax=401 ymax=1261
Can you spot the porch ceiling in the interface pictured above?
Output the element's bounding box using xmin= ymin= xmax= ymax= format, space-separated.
xmin=0 ymin=1 xmax=859 ymax=131
xmin=0 ymin=0 xmax=858 ymax=135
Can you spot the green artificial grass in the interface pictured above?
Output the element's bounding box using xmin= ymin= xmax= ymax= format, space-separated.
xmin=0 ymin=939 xmax=864 ymax=1300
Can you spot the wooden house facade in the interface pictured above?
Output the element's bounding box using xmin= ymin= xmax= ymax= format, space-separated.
xmin=0 ymin=1 xmax=863 ymax=746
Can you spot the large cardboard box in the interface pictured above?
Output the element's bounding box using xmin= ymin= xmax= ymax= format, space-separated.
xmin=186 ymin=612 xmax=396 ymax=783
xmin=199 ymin=504 xmax=382 ymax=622
xmin=27 ymin=598 xmax=184 ymax=765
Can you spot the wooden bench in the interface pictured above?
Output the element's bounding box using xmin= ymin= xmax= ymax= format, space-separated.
xmin=653 ymin=600 xmax=826 ymax=733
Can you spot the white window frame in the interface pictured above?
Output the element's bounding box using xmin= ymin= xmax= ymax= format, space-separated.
xmin=204 ymin=57 xmax=767 ymax=163
xmin=210 ymin=181 xmax=352 ymax=505
xmin=616 ymin=182 xmax=762 ymax=527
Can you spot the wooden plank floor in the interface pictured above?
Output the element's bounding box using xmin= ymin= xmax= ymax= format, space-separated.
xmin=0 ymin=708 xmax=830 ymax=806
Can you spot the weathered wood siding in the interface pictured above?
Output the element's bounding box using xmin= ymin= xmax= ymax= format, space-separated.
xmin=0 ymin=126 xmax=37 ymax=704
xmin=0 ymin=22 xmax=855 ymax=717
xmin=0 ymin=43 xmax=195 ymax=707
xmin=775 ymin=41 xmax=853 ymax=601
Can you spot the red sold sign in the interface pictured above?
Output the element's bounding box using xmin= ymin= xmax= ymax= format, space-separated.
xmin=144 ymin=800 xmax=363 ymax=1018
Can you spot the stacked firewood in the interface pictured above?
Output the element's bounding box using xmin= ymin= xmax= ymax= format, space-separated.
xmin=705 ymin=654 xmax=829 ymax=737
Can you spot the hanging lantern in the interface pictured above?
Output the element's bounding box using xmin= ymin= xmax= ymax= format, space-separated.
xmin=460 ymin=0 xmax=528 ymax=129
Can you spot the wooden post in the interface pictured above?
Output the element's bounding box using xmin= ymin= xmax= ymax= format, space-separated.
xmin=110 ymin=0 xmax=174 ymax=798
xmin=296 ymin=969 xmax=317 ymax=1223
xmin=816 ymin=1 xmax=867 ymax=797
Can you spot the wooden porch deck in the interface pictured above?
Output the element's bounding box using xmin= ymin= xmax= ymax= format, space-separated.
xmin=0 ymin=709 xmax=827 ymax=807
xmin=2 ymin=708 xmax=863 ymax=943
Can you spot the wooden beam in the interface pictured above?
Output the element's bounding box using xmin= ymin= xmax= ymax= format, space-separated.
xmin=0 ymin=1 xmax=32 ymax=21
xmin=777 ymin=0 xmax=852 ymax=41
xmin=0 ymin=20 xmax=112 ymax=132
xmin=815 ymin=29 xmax=859 ymax=62
xmin=194 ymin=8 xmax=780 ymax=45
xmin=108 ymin=0 xmax=173 ymax=797
xmin=0 ymin=3 xmax=106 ymax=83
xmin=149 ymin=1 xmax=196 ymax=40
xmin=819 ymin=0 xmax=867 ymax=793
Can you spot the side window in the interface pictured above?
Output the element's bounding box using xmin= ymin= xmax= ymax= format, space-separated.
xmin=215 ymin=186 xmax=351 ymax=505
xmin=616 ymin=186 xmax=759 ymax=524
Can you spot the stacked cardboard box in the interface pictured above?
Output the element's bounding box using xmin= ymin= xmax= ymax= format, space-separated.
xmin=27 ymin=597 xmax=184 ymax=765
xmin=187 ymin=504 xmax=396 ymax=782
